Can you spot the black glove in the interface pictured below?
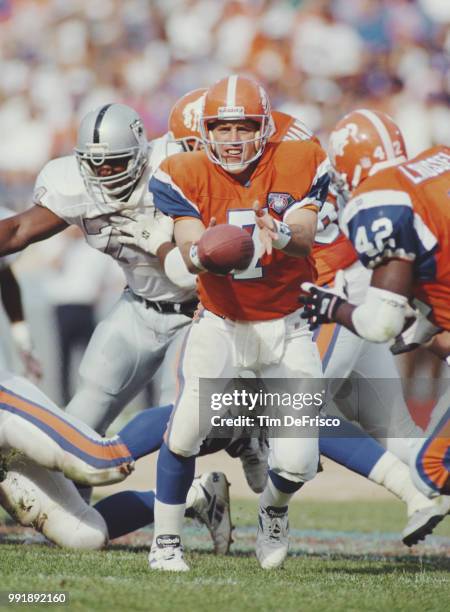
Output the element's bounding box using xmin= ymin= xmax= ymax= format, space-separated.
xmin=300 ymin=272 xmax=347 ymax=331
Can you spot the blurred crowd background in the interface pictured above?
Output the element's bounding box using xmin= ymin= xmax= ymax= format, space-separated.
xmin=0 ymin=0 xmax=448 ymax=409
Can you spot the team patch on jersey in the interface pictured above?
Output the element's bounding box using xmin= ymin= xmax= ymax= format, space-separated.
xmin=267 ymin=192 xmax=294 ymax=215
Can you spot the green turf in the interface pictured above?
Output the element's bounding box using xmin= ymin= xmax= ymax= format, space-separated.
xmin=233 ymin=498 xmax=450 ymax=536
xmin=0 ymin=500 xmax=449 ymax=612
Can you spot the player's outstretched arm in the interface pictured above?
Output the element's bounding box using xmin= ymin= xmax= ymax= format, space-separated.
xmin=113 ymin=210 xmax=197 ymax=289
xmin=174 ymin=216 xmax=207 ymax=273
xmin=0 ymin=205 xmax=67 ymax=256
xmin=254 ymin=203 xmax=317 ymax=258
xmin=282 ymin=207 xmax=318 ymax=257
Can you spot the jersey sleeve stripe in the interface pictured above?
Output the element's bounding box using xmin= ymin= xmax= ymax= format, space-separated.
xmin=149 ymin=168 xmax=201 ymax=219
xmin=413 ymin=212 xmax=438 ymax=252
xmin=342 ymin=189 xmax=413 ymax=228
xmin=283 ymin=159 xmax=330 ymax=221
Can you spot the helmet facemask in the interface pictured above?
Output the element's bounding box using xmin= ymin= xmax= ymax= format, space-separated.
xmin=166 ymin=132 xmax=203 ymax=155
xmin=74 ymin=107 xmax=148 ymax=209
xmin=200 ymin=114 xmax=271 ymax=173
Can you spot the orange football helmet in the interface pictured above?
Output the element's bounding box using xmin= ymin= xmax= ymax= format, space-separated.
xmin=328 ymin=109 xmax=407 ymax=199
xmin=200 ymin=74 xmax=273 ymax=171
xmin=168 ymin=88 xmax=207 ymax=152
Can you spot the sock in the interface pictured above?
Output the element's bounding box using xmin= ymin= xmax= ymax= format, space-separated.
xmin=369 ymin=451 xmax=433 ymax=515
xmin=94 ymin=482 xmax=208 ymax=537
xmin=154 ymin=499 xmax=186 ymax=540
xmin=260 ymin=471 xmax=303 ymax=509
xmin=319 ymin=419 xmax=384 ymax=477
xmin=94 ymin=490 xmax=155 ymax=539
xmin=153 ymin=443 xmax=196 ymax=540
xmin=118 ymin=405 xmax=172 ymax=459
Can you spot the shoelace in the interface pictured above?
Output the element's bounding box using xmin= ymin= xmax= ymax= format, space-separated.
xmin=161 ymin=545 xmax=184 ymax=561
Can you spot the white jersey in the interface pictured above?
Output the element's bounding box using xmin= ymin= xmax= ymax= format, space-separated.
xmin=33 ymin=135 xmax=195 ymax=303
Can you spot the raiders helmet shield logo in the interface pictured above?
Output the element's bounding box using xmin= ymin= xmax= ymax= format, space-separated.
xmin=267 ymin=192 xmax=294 ymax=215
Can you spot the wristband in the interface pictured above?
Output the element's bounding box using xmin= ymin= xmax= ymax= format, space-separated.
xmin=272 ymin=219 xmax=292 ymax=250
xmin=189 ymin=244 xmax=206 ymax=271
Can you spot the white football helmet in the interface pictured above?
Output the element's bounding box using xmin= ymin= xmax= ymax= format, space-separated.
xmin=74 ymin=103 xmax=149 ymax=208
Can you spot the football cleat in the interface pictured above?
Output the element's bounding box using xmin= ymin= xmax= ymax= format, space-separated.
xmin=148 ymin=535 xmax=190 ymax=572
xmin=190 ymin=472 xmax=232 ymax=554
xmin=402 ymin=496 xmax=450 ymax=547
xmin=0 ymin=456 xmax=108 ymax=549
xmin=239 ymin=438 xmax=269 ymax=494
xmin=256 ymin=505 xmax=289 ymax=570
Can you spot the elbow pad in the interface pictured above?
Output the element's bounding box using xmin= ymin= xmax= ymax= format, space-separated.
xmin=164 ymin=247 xmax=197 ymax=290
xmin=352 ymin=287 xmax=407 ymax=343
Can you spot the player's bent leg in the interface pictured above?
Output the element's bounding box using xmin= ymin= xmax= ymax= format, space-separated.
xmin=65 ymin=293 xmax=173 ymax=434
xmin=0 ymin=456 xmax=108 ymax=549
xmin=186 ymin=472 xmax=232 ymax=555
xmin=150 ymin=327 xmax=188 ymax=407
xmin=411 ymin=409 xmax=450 ymax=497
xmin=95 ymin=472 xmax=232 ymax=554
xmin=0 ymin=374 xmax=134 ymax=486
xmin=319 ymin=417 xmax=447 ymax=545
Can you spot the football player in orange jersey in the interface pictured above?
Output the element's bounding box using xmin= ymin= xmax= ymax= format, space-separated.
xmin=145 ymin=75 xmax=330 ymax=571
xmin=301 ymin=109 xmax=450 ymax=499
xmin=119 ymin=89 xmax=448 ymax=549
xmin=272 ymin=110 xmax=450 ymax=542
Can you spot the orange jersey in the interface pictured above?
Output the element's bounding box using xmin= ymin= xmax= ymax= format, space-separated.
xmin=341 ymin=145 xmax=450 ymax=330
xmin=314 ymin=233 xmax=358 ymax=286
xmin=271 ymin=110 xmax=320 ymax=145
xmin=150 ymin=140 xmax=330 ymax=321
xmin=313 ymin=194 xmax=358 ymax=286
xmin=271 ymin=110 xmax=357 ymax=285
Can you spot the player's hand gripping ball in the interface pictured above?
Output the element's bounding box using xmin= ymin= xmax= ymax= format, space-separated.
xmin=196 ymin=224 xmax=254 ymax=275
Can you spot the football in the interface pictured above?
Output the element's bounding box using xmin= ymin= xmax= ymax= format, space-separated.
xmin=197 ymin=224 xmax=255 ymax=275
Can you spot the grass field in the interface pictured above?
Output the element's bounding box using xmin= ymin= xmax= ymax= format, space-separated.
xmin=1 ymin=499 xmax=449 ymax=611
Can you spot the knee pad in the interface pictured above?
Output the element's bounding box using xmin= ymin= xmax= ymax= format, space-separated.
xmin=165 ymin=441 xmax=197 ymax=458
xmin=269 ymin=453 xmax=318 ymax=483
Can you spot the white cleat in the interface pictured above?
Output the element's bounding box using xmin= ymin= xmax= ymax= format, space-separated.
xmin=0 ymin=456 xmax=108 ymax=549
xmin=402 ymin=496 xmax=450 ymax=546
xmin=256 ymin=505 xmax=289 ymax=570
xmin=190 ymin=472 xmax=232 ymax=555
xmin=148 ymin=535 xmax=190 ymax=572
xmin=239 ymin=438 xmax=269 ymax=494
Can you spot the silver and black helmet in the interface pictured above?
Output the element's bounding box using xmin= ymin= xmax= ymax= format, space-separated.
xmin=74 ymin=103 xmax=148 ymax=207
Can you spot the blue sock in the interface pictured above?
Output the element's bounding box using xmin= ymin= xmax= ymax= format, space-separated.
xmin=118 ymin=405 xmax=172 ymax=459
xmin=156 ymin=442 xmax=195 ymax=504
xmin=269 ymin=470 xmax=303 ymax=493
xmin=94 ymin=490 xmax=155 ymax=539
xmin=319 ymin=418 xmax=385 ymax=477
